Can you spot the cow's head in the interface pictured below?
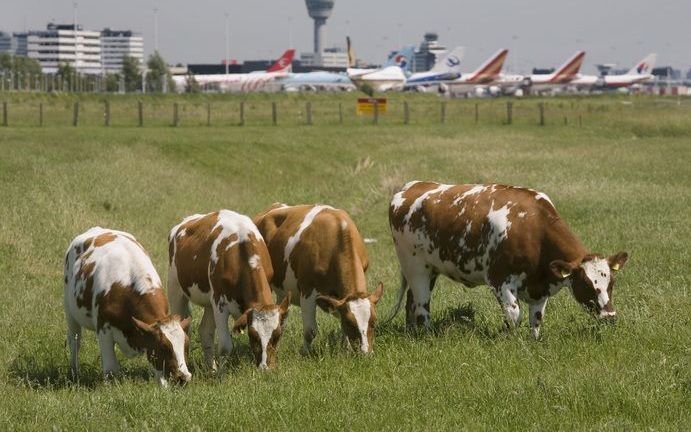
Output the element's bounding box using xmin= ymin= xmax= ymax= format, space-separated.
xmin=316 ymin=282 xmax=384 ymax=354
xmin=233 ymin=293 xmax=291 ymax=369
xmin=550 ymin=252 xmax=629 ymax=318
xmin=132 ymin=315 xmax=192 ymax=386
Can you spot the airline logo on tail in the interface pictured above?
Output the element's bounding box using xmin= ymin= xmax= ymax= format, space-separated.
xmin=551 ymin=50 xmax=585 ymax=83
xmin=629 ymin=53 xmax=656 ymax=75
xmin=266 ymin=49 xmax=295 ymax=73
xmin=393 ymin=54 xmax=409 ymax=69
xmin=446 ymin=55 xmax=461 ymax=68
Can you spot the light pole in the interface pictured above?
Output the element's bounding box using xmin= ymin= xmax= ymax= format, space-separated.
xmin=153 ymin=7 xmax=159 ymax=53
xmin=72 ymin=2 xmax=78 ymax=28
xmin=224 ymin=13 xmax=229 ymax=74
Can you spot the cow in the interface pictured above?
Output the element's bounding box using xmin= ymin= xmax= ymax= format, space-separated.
xmin=254 ymin=204 xmax=384 ymax=354
xmin=64 ymin=227 xmax=191 ymax=387
xmin=168 ymin=210 xmax=290 ymax=370
xmin=387 ymin=181 xmax=629 ymax=338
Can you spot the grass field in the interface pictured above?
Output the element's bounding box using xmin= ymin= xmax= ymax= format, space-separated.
xmin=0 ymin=93 xmax=689 ymax=430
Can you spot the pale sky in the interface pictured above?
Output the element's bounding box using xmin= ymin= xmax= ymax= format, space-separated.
xmin=1 ymin=0 xmax=689 ymax=73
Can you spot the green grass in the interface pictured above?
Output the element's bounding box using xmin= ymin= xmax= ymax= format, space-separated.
xmin=0 ymin=93 xmax=689 ymax=430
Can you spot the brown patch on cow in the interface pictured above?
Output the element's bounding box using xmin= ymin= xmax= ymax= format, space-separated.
xmin=96 ymin=282 xmax=169 ymax=333
xmin=83 ymin=237 xmax=93 ymax=250
xmin=169 ymin=213 xmax=219 ymax=296
xmin=94 ymin=232 xmax=117 ymax=247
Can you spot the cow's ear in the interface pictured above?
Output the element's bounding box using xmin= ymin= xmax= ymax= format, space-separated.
xmin=279 ymin=292 xmax=291 ymax=322
xmin=316 ymin=295 xmax=345 ymax=313
xmin=608 ymin=252 xmax=629 ymax=272
xmin=132 ymin=317 xmax=155 ymax=335
xmin=369 ymin=282 xmax=384 ymax=305
xmin=550 ymin=260 xmax=575 ymax=279
xmin=179 ymin=317 xmax=191 ymax=332
xmin=232 ymin=310 xmax=252 ymax=335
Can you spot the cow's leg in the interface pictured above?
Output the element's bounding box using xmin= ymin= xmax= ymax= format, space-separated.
xmin=199 ymin=306 xmax=217 ymax=370
xmin=529 ymin=297 xmax=548 ymax=339
xmin=212 ymin=300 xmax=233 ymax=356
xmin=66 ymin=317 xmax=81 ymax=380
xmin=300 ymin=290 xmax=318 ymax=355
xmin=495 ymin=275 xmax=524 ymax=330
xmin=97 ymin=330 xmax=120 ymax=378
xmin=168 ymin=269 xmax=191 ymax=329
xmin=405 ymin=271 xmax=434 ymax=329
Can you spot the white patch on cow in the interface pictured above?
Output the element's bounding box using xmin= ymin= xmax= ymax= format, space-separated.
xmin=284 ymin=205 xmax=333 ymax=261
xmin=209 ymin=210 xmax=263 ymax=266
xmin=452 ymin=184 xmax=487 ymax=206
xmin=486 ymin=204 xmax=512 ymax=244
xmin=169 ymin=214 xmax=205 ymax=243
xmin=363 ymin=238 xmax=377 ymax=244
xmin=248 ymin=254 xmax=260 ymax=269
xmin=404 ymin=184 xmax=452 ymax=222
xmin=518 ymin=211 xmax=527 ymax=218
xmin=581 ymin=258 xmax=612 ymax=309
xmin=348 ymin=298 xmax=372 ymax=353
xmin=250 ymin=309 xmax=280 ymax=369
xmin=159 ymin=321 xmax=191 ymax=381
xmin=340 ymin=220 xmax=348 ymax=231
xmin=391 ymin=191 xmax=407 ymax=212
xmin=535 ymin=192 xmax=555 ymax=208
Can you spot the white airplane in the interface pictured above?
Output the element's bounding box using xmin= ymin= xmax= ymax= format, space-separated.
xmin=404 ymin=47 xmax=465 ymax=91
xmin=173 ymin=49 xmax=295 ymax=93
xmin=346 ymin=37 xmax=412 ymax=94
xmin=572 ymin=53 xmax=657 ymax=89
xmin=528 ymin=50 xmax=586 ymax=91
xmin=445 ymin=49 xmax=509 ymax=94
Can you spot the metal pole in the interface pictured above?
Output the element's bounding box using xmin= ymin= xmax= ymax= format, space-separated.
xmin=224 ymin=13 xmax=230 ymax=75
xmin=239 ymin=101 xmax=245 ymax=126
xmin=207 ymin=102 xmax=211 ymax=126
xmin=441 ymin=101 xmax=446 ymax=124
xmin=153 ymin=7 xmax=159 ymax=52
xmin=306 ymin=102 xmax=312 ymax=125
xmin=39 ymin=102 xmax=43 ymax=126
xmin=272 ymin=102 xmax=277 ymax=126
xmin=104 ymin=100 xmax=110 ymax=126
xmin=539 ymin=102 xmax=545 ymax=126
xmin=173 ymin=102 xmax=179 ymax=127
xmin=404 ymin=101 xmax=409 ymax=125
xmin=373 ymin=100 xmax=379 ymax=125
xmin=138 ymin=101 xmax=143 ymax=127
xmin=338 ymin=102 xmax=343 ymax=124
xmin=506 ymin=101 xmax=513 ymax=125
xmin=73 ymin=102 xmax=79 ymax=127
xmin=2 ymin=102 xmax=7 ymax=127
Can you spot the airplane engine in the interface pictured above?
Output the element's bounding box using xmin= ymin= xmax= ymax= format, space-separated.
xmin=488 ymin=86 xmax=501 ymax=96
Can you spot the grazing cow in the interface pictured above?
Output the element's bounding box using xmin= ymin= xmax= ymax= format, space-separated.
xmin=387 ymin=181 xmax=629 ymax=338
xmin=64 ymin=227 xmax=191 ymax=387
xmin=254 ymin=204 xmax=384 ymax=354
xmin=168 ymin=210 xmax=290 ymax=370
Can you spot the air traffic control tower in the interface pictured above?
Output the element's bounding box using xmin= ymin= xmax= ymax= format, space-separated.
xmin=305 ymin=0 xmax=334 ymax=57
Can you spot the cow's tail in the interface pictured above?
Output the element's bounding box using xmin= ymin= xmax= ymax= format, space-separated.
xmin=382 ymin=272 xmax=407 ymax=325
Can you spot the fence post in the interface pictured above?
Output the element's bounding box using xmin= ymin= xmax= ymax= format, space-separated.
xmin=138 ymin=101 xmax=143 ymax=127
xmin=306 ymin=102 xmax=312 ymax=125
xmin=206 ymin=102 xmax=211 ymax=127
xmin=506 ymin=101 xmax=513 ymax=125
xmin=338 ymin=102 xmax=343 ymax=124
xmin=404 ymin=101 xmax=409 ymax=125
xmin=104 ymin=100 xmax=110 ymax=127
xmin=173 ymin=103 xmax=179 ymax=127
xmin=373 ymin=100 xmax=379 ymax=125
xmin=72 ymin=102 xmax=79 ymax=127
xmin=538 ymin=102 xmax=545 ymax=126
xmin=2 ymin=102 xmax=7 ymax=127
xmin=239 ymin=101 xmax=245 ymax=126
xmin=578 ymin=115 xmax=583 ymax=127
xmin=474 ymin=103 xmax=479 ymax=123
xmin=563 ymin=115 xmax=568 ymax=125
xmin=272 ymin=102 xmax=277 ymax=126
xmin=441 ymin=101 xmax=446 ymax=124
xmin=39 ymin=103 xmax=43 ymax=127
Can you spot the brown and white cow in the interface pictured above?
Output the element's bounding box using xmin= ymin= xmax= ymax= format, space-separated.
xmin=387 ymin=181 xmax=629 ymax=338
xmin=64 ymin=227 xmax=191 ymax=386
xmin=168 ymin=210 xmax=289 ymax=370
xmin=254 ymin=204 xmax=384 ymax=354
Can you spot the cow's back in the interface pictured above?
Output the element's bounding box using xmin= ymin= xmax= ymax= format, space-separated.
xmin=255 ymin=204 xmax=368 ymax=295
xmin=64 ymin=227 xmax=163 ymax=330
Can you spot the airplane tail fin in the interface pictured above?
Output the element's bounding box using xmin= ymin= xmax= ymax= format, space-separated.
xmin=552 ymin=50 xmax=585 ymax=81
xmin=347 ymin=36 xmax=356 ymax=68
xmin=430 ymin=46 xmax=465 ymax=73
xmin=266 ymin=49 xmax=295 ymax=73
xmin=384 ymin=46 xmax=416 ymax=72
xmin=627 ymin=53 xmax=656 ymax=75
xmin=470 ymin=48 xmax=509 ymax=82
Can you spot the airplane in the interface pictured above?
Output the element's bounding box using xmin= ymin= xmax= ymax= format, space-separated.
xmin=172 ymin=49 xmax=295 ymax=93
xmin=403 ymin=46 xmax=465 ymax=91
xmin=346 ymin=37 xmax=413 ymax=94
xmin=527 ymin=50 xmax=586 ymax=91
xmin=279 ymin=71 xmax=354 ymax=92
xmin=571 ymin=53 xmax=657 ymax=89
xmin=445 ymin=48 xmax=510 ymax=94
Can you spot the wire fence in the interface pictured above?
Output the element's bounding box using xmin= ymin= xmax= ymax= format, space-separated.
xmin=1 ymin=93 xmax=689 ymax=129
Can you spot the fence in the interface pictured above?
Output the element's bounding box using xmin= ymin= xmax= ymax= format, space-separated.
xmin=0 ymin=95 xmax=687 ymax=128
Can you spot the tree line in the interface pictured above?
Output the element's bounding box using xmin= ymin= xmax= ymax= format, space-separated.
xmin=0 ymin=51 xmax=177 ymax=93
